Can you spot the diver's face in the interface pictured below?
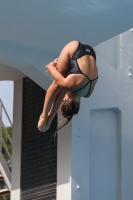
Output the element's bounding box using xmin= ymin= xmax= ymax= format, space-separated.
xmin=63 ymin=92 xmax=80 ymax=102
xmin=63 ymin=93 xmax=72 ymax=101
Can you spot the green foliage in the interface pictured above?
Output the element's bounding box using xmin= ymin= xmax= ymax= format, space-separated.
xmin=0 ymin=194 xmax=10 ymax=200
xmin=2 ymin=126 xmax=12 ymax=161
xmin=0 ymin=126 xmax=12 ymax=200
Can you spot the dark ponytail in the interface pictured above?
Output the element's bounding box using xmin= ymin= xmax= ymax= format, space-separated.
xmin=53 ymin=100 xmax=80 ymax=135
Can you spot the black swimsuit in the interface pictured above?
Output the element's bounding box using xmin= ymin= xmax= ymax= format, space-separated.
xmin=67 ymin=42 xmax=98 ymax=97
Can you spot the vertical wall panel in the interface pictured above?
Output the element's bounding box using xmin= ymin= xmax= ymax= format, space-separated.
xmin=90 ymin=108 xmax=121 ymax=200
xmin=21 ymin=77 xmax=57 ymax=200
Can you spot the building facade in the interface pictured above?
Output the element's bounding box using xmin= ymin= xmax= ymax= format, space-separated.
xmin=1 ymin=30 xmax=133 ymax=200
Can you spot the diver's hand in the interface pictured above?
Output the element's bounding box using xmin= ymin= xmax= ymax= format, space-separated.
xmin=46 ymin=58 xmax=58 ymax=72
xmin=53 ymin=58 xmax=58 ymax=66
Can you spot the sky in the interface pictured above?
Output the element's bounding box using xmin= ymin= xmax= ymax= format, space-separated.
xmin=0 ymin=81 xmax=13 ymax=127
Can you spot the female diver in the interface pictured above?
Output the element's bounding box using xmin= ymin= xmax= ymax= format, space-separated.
xmin=38 ymin=41 xmax=98 ymax=132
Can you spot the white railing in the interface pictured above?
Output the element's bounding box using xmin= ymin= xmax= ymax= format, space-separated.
xmin=0 ymin=98 xmax=12 ymax=198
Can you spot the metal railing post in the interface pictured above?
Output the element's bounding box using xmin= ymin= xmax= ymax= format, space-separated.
xmin=0 ymin=98 xmax=12 ymax=195
xmin=3 ymin=195 xmax=7 ymax=200
xmin=0 ymin=99 xmax=12 ymax=162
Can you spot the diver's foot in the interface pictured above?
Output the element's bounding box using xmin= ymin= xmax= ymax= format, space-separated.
xmin=38 ymin=115 xmax=47 ymax=132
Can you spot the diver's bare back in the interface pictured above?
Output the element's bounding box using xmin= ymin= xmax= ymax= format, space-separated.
xmin=65 ymin=41 xmax=98 ymax=97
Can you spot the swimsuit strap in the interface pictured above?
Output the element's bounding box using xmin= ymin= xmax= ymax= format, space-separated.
xmin=75 ymin=60 xmax=98 ymax=82
xmin=73 ymin=80 xmax=90 ymax=93
xmin=74 ymin=76 xmax=98 ymax=94
xmin=75 ymin=60 xmax=91 ymax=80
xmin=89 ymin=76 xmax=98 ymax=81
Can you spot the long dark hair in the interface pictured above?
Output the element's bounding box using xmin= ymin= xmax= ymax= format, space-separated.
xmin=54 ymin=99 xmax=80 ymax=134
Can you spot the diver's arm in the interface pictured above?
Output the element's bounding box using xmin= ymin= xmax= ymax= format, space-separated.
xmin=46 ymin=62 xmax=76 ymax=89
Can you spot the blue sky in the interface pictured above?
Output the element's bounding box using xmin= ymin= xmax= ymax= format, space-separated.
xmin=0 ymin=81 xmax=13 ymax=126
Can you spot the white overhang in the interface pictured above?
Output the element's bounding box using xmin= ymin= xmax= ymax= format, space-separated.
xmin=0 ymin=0 xmax=133 ymax=89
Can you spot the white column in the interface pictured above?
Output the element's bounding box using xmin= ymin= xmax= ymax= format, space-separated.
xmin=11 ymin=79 xmax=23 ymax=200
xmin=57 ymin=119 xmax=72 ymax=200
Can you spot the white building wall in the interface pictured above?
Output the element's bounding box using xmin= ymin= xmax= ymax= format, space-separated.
xmin=71 ymin=30 xmax=133 ymax=200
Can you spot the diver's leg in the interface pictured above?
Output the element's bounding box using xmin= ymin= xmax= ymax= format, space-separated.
xmin=38 ymin=80 xmax=61 ymax=131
